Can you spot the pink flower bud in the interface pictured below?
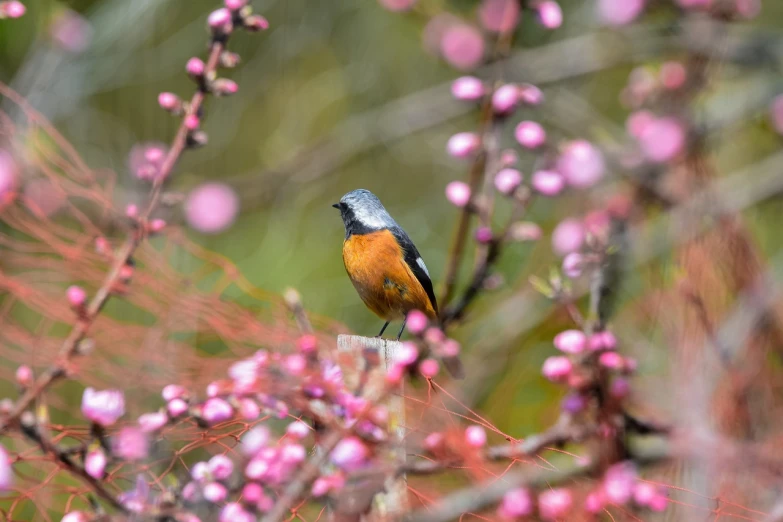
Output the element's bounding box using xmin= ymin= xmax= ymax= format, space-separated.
xmin=330 ymin=436 xmax=369 ymax=471
xmin=648 ymin=492 xmax=668 ymax=512
xmin=603 ymin=462 xmax=637 ymax=504
xmin=312 ymin=477 xmax=330 ymax=496
xmin=424 ymin=327 xmax=445 ymax=344
xmin=610 ymin=377 xmax=630 ymax=398
xmin=186 ymin=57 xmax=206 ymax=77
xmin=475 ymin=226 xmax=493 ymax=244
xmin=514 ymin=121 xmax=546 ymax=149
xmin=447 ymin=132 xmax=481 ymax=158
xmin=519 ymin=83 xmax=544 ymax=105
xmin=220 ymin=503 xmax=254 ymax=522
xmin=509 ymin=221 xmax=542 ymax=241
xmin=244 ymin=14 xmax=270 ymax=31
xmin=638 ymin=117 xmax=685 ymax=163
xmin=451 ymin=76 xmax=485 ymax=101
xmin=149 ymin=219 xmax=166 ymax=233
xmin=138 ymin=411 xmax=167 ymax=432
xmin=185 ymin=182 xmax=240 ymax=234
xmin=584 ymin=491 xmax=606 ymax=513
xmin=660 ymin=61 xmax=686 ymax=90
xmin=184 ymin=114 xmax=200 ymax=131
xmin=626 ymin=110 xmax=655 ymax=138
xmin=386 ymin=363 xmax=405 ymax=385
xmin=203 ymin=482 xmax=228 ymax=503
xmin=241 ymin=426 xmax=270 ymax=456
xmin=538 ymin=488 xmax=573 ymax=520
xmin=162 ymin=384 xmax=186 ymax=402
xmin=599 ymin=351 xmax=624 ymax=370
xmin=500 ymin=149 xmax=518 ymax=165
xmin=15 ymin=365 xmax=32 ymax=386
xmin=214 ymin=78 xmax=239 ymax=95
xmin=67 ymin=285 xmax=87 ymax=307
xmin=465 ymin=425 xmax=487 ymax=447
xmin=492 ymin=84 xmax=520 ymax=115
xmin=562 ymin=252 xmax=584 ymax=278
xmin=225 ymin=0 xmax=246 ymax=9
xmin=542 ymin=356 xmax=572 ymax=381
xmin=552 ymin=218 xmax=585 ymax=256
xmin=557 ymin=140 xmax=605 ymax=188
xmin=208 ymin=454 xmax=234 ymax=480
xmin=202 ymin=398 xmax=234 ymax=425
xmin=85 ymin=449 xmax=106 ymax=479
xmin=167 ymin=398 xmax=189 ymax=417
xmin=208 ymin=8 xmax=232 ymax=31
xmin=378 ymin=0 xmax=417 ymax=12
xmin=440 ymin=338 xmax=461 ymax=357
xmin=297 ymin=334 xmax=317 ymax=353
xmin=419 ymin=358 xmax=439 ymax=378
xmin=61 ymin=512 xmax=89 ymax=522
xmin=589 ymin=330 xmax=617 ymax=351
xmin=532 ymin=170 xmax=565 ymax=196
xmin=632 ymin=482 xmax=657 ymax=506
xmin=445 ymin=181 xmax=472 ymax=207
xmin=597 ymin=0 xmax=645 ymax=26
xmin=286 ymin=421 xmax=311 ymax=439
xmin=285 ymin=353 xmax=307 ymax=376
xmin=242 ymin=482 xmax=263 ymax=503
xmin=158 ymin=92 xmax=180 ymax=111
xmin=396 ymin=341 xmax=419 ymax=366
xmin=238 ymin=398 xmax=260 ymax=420
xmin=113 ymin=426 xmax=149 ymax=461
xmin=479 ymin=0 xmax=520 ymax=33
xmin=424 ymin=432 xmax=444 ymax=450
xmin=82 ymin=388 xmax=125 ymax=426
xmin=0 ymin=1 xmax=25 ymax=19
xmin=554 ymin=329 xmax=587 ymax=354
xmin=0 ymin=445 xmax=11 ymax=491
xmin=536 ymin=1 xmax=563 ymax=29
xmin=498 ymin=488 xmax=533 ymax=518
xmin=406 ymin=310 xmax=429 ymax=335
xmin=440 ymin=24 xmax=485 ymax=71
xmin=281 ymin=443 xmax=306 ymax=464
xmin=494 ymin=168 xmax=522 ymax=195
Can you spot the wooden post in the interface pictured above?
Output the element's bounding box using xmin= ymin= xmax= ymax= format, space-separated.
xmin=337 ymin=335 xmax=407 ymax=520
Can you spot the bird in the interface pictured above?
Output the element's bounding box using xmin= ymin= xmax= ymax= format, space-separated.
xmin=333 ymin=189 xmax=464 ymax=378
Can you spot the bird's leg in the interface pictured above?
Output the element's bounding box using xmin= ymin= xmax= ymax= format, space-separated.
xmin=376 ymin=321 xmax=390 ymax=338
xmin=396 ymin=319 xmax=407 ymax=341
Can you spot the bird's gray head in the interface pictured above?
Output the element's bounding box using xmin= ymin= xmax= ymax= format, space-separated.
xmin=332 ymin=189 xmax=397 ymax=237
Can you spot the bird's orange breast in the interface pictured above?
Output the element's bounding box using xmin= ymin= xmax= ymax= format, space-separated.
xmin=342 ymin=230 xmax=437 ymax=321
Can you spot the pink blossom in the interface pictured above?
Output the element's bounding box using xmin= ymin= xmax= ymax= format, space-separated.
xmin=660 ymin=61 xmax=687 ymax=90
xmin=638 ymin=117 xmax=685 ymax=163
xmin=440 ymin=24 xmax=485 ymax=70
xmin=61 ymin=513 xmax=89 ymax=522
xmin=220 ymin=503 xmax=254 ymax=522
xmin=532 ymin=170 xmax=565 ymax=196
xmin=445 ymin=181 xmax=472 ymax=207
xmin=419 ymin=358 xmax=439 ymax=378
xmin=501 ymin=149 xmax=519 ymax=165
xmin=128 ymin=142 xmax=168 ymax=180
xmin=285 ymin=354 xmax=307 ymax=375
xmin=186 ymin=57 xmax=206 ymax=76
xmin=588 ymin=330 xmax=617 ymax=351
xmin=479 ymin=0 xmax=520 ymax=33
xmin=238 ymin=398 xmax=260 ymax=420
xmin=312 ymin=477 xmax=330 ymax=496
xmin=15 ymin=365 xmax=32 ymax=386
xmin=138 ymin=412 xmax=167 ymax=432
xmin=202 ymin=398 xmax=234 ymax=425
xmin=603 ymin=462 xmax=637 ymax=504
xmin=475 ymin=226 xmax=493 ymax=244
xmin=297 ymin=334 xmax=317 ymax=354
xmin=451 ymin=76 xmax=485 ymax=101
xmin=626 ymin=110 xmax=655 ymax=138
xmin=498 ymin=488 xmax=533 ymax=518
xmin=244 ymin=14 xmax=269 ymax=31
xmin=584 ymin=491 xmax=606 ymax=513
xmin=597 ymin=0 xmax=645 ymax=26
xmin=50 ymin=9 xmax=92 ymax=53
xmin=514 ymin=121 xmax=546 ymax=149
xmin=648 ymin=491 xmax=668 ymax=512
xmin=203 ymin=482 xmax=228 ymax=503
xmin=242 ymin=482 xmax=264 ymax=503
xmin=225 ymin=0 xmax=247 ymax=9
xmin=209 ymin=454 xmax=234 ymax=480
xmin=552 ymin=218 xmax=585 ymax=256
xmin=158 ymin=92 xmax=180 ymax=111
xmin=610 ymin=378 xmax=630 ymax=398
xmin=519 ymin=84 xmax=544 ymax=105
xmin=424 ymin=327 xmax=445 ymax=344
xmin=185 ymin=182 xmax=240 ymax=234
xmin=0 ymin=149 xmax=18 ymax=208
xmin=330 ymin=436 xmax=369 ymax=471
xmin=184 ymin=114 xmax=200 ymax=130
xmin=214 ymin=78 xmax=239 ymax=95
xmin=538 ymin=488 xmax=573 ymax=520
xmin=599 ymin=351 xmax=624 ymax=370
xmin=281 ymin=443 xmax=306 ymax=464
xmin=82 ymin=388 xmax=125 ymax=426
xmin=557 ymin=140 xmax=605 ymax=188
xmin=149 ymin=219 xmax=166 ymax=233
xmin=492 ymin=84 xmax=520 ymax=115
xmin=0 ymin=444 xmax=12 ymax=490
xmin=447 ymin=132 xmax=481 ymax=158
xmin=208 ymin=8 xmax=232 ymax=31
xmin=554 ymin=330 xmax=586 ymax=354
xmin=378 ymin=0 xmax=417 ymax=11
xmin=562 ymin=253 xmax=584 ymax=279
xmin=633 ymin=482 xmax=657 ymax=506
xmin=440 ymin=339 xmax=461 ymax=357
xmin=536 ymin=1 xmax=563 ymax=29
xmin=407 ymin=310 xmax=429 ymax=334
xmin=286 ymin=421 xmax=311 ymax=439
xmin=162 ymin=384 xmax=186 ymax=402
xmin=542 ymin=356 xmax=572 ymax=381
xmin=494 ymin=168 xmax=523 ymax=195
xmin=85 ymin=449 xmax=106 ymax=479
xmin=167 ymin=398 xmax=189 ymax=417
xmin=0 ymin=1 xmax=25 ymax=19
xmin=509 ymin=221 xmax=542 ymax=241
xmin=424 ymin=432 xmax=444 ymax=450
xmin=242 ymin=426 xmax=271 ymax=456
xmin=113 ymin=427 xmax=149 ymax=461
xmin=465 ymin=425 xmax=487 ymax=447
xmin=396 ymin=342 xmax=419 ymax=366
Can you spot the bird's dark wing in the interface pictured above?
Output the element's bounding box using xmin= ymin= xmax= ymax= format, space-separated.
xmin=390 ymin=226 xmax=438 ymax=315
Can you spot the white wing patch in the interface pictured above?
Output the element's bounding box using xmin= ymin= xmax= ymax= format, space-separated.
xmin=416 ymin=257 xmax=430 ymax=277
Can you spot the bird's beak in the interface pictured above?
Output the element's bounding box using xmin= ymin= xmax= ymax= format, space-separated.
xmin=332 ymin=203 xmax=340 ymax=209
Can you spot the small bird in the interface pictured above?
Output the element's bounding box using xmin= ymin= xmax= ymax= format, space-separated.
xmin=333 ymin=189 xmax=464 ymax=378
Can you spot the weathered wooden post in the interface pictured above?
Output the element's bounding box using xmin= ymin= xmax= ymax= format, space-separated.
xmin=337 ymin=335 xmax=407 ymax=520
